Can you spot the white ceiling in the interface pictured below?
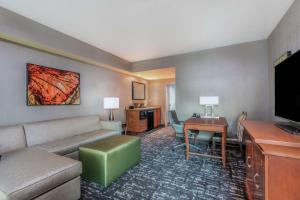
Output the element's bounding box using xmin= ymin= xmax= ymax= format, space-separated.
xmin=0 ymin=0 xmax=294 ymax=62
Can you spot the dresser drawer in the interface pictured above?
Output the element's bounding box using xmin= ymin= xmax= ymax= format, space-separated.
xmin=253 ymin=144 xmax=265 ymax=200
xmin=245 ymin=130 xmax=254 ymax=199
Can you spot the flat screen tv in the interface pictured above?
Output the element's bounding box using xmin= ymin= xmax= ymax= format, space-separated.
xmin=275 ymin=50 xmax=300 ymax=123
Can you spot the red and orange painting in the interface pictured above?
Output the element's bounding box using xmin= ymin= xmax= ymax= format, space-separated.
xmin=27 ymin=63 xmax=80 ymax=105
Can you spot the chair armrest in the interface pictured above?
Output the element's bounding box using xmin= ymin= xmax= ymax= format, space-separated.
xmin=100 ymin=121 xmax=122 ymax=134
xmin=171 ymin=123 xmax=184 ymax=134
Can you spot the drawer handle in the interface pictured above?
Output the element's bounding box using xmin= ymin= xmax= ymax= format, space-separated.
xmin=246 ymin=156 xmax=251 ymax=168
xmin=254 ymin=173 xmax=260 ymax=189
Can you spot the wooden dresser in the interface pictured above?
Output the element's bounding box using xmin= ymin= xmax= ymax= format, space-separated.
xmin=126 ymin=107 xmax=161 ymax=133
xmin=242 ymin=121 xmax=300 ymax=200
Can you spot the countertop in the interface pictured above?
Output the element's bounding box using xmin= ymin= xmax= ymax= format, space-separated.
xmin=126 ymin=106 xmax=161 ymax=111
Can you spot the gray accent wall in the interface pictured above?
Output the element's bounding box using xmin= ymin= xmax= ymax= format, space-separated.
xmin=133 ymin=40 xmax=270 ymax=134
xmin=3 ymin=2 xmax=299 ymax=129
xmin=0 ymin=40 xmax=146 ymax=126
xmin=132 ymin=55 xmax=179 ymax=72
xmin=268 ymin=0 xmax=300 ymax=121
xmin=0 ymin=8 xmax=146 ymax=126
xmin=0 ymin=7 xmax=131 ymax=71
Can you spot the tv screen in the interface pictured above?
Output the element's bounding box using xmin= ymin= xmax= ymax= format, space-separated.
xmin=275 ymin=50 xmax=300 ymax=122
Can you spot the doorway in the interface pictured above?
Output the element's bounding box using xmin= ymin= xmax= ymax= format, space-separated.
xmin=166 ymin=84 xmax=176 ymax=126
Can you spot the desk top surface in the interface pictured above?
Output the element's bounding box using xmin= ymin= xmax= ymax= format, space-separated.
xmin=242 ymin=120 xmax=300 ymax=158
xmin=184 ymin=117 xmax=228 ymax=127
xmin=242 ymin=120 xmax=300 ymax=147
xmin=259 ymin=143 xmax=300 ymax=159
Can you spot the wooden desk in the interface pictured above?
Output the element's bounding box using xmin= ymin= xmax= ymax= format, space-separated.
xmin=184 ymin=117 xmax=228 ymax=167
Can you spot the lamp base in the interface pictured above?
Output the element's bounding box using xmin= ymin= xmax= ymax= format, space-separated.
xmin=204 ymin=105 xmax=219 ymax=119
xmin=109 ymin=110 xmax=114 ymax=121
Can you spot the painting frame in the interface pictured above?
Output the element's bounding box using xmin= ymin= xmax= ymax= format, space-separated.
xmin=26 ymin=63 xmax=81 ymax=106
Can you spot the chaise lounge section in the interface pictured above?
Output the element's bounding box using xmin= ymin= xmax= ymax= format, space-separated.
xmin=0 ymin=115 xmax=122 ymax=200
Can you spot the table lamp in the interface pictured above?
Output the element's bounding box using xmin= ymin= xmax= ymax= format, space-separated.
xmin=104 ymin=97 xmax=119 ymax=121
xmin=199 ymin=96 xmax=219 ymax=118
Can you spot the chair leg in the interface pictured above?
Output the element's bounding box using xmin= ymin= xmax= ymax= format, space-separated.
xmin=189 ymin=144 xmax=202 ymax=151
xmin=173 ymin=141 xmax=202 ymax=151
xmin=239 ymin=143 xmax=243 ymax=157
xmin=212 ymin=139 xmax=216 ymax=155
xmin=193 ymin=134 xmax=198 ymax=145
xmin=173 ymin=143 xmax=186 ymax=150
xmin=173 ymin=132 xmax=204 ymax=152
xmin=207 ymin=141 xmax=211 ymax=152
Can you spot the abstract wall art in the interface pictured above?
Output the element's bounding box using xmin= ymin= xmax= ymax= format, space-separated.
xmin=27 ymin=63 xmax=80 ymax=105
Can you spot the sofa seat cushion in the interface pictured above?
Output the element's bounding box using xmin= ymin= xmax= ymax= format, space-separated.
xmin=0 ymin=148 xmax=81 ymax=200
xmin=35 ymin=129 xmax=120 ymax=155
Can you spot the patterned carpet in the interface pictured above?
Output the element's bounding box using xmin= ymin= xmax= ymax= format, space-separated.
xmin=80 ymin=127 xmax=246 ymax=200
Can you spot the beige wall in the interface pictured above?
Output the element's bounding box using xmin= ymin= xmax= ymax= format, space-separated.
xmin=148 ymin=78 xmax=176 ymax=125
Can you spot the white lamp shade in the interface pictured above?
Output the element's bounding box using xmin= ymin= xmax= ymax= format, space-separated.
xmin=199 ymin=96 xmax=219 ymax=105
xmin=104 ymin=97 xmax=119 ymax=109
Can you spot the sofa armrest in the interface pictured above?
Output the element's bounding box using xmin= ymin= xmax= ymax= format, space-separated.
xmin=100 ymin=121 xmax=122 ymax=134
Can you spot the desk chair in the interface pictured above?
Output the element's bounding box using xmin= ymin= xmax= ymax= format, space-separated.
xmin=212 ymin=111 xmax=247 ymax=157
xmin=169 ymin=111 xmax=210 ymax=151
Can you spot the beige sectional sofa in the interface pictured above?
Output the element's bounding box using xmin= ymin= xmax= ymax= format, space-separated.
xmin=0 ymin=115 xmax=122 ymax=200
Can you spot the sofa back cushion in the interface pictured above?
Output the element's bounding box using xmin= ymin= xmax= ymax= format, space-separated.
xmin=0 ymin=125 xmax=26 ymax=154
xmin=71 ymin=115 xmax=102 ymax=135
xmin=24 ymin=115 xmax=102 ymax=146
xmin=24 ymin=118 xmax=75 ymax=146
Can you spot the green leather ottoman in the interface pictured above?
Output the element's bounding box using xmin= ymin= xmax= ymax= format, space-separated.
xmin=79 ymin=135 xmax=141 ymax=187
